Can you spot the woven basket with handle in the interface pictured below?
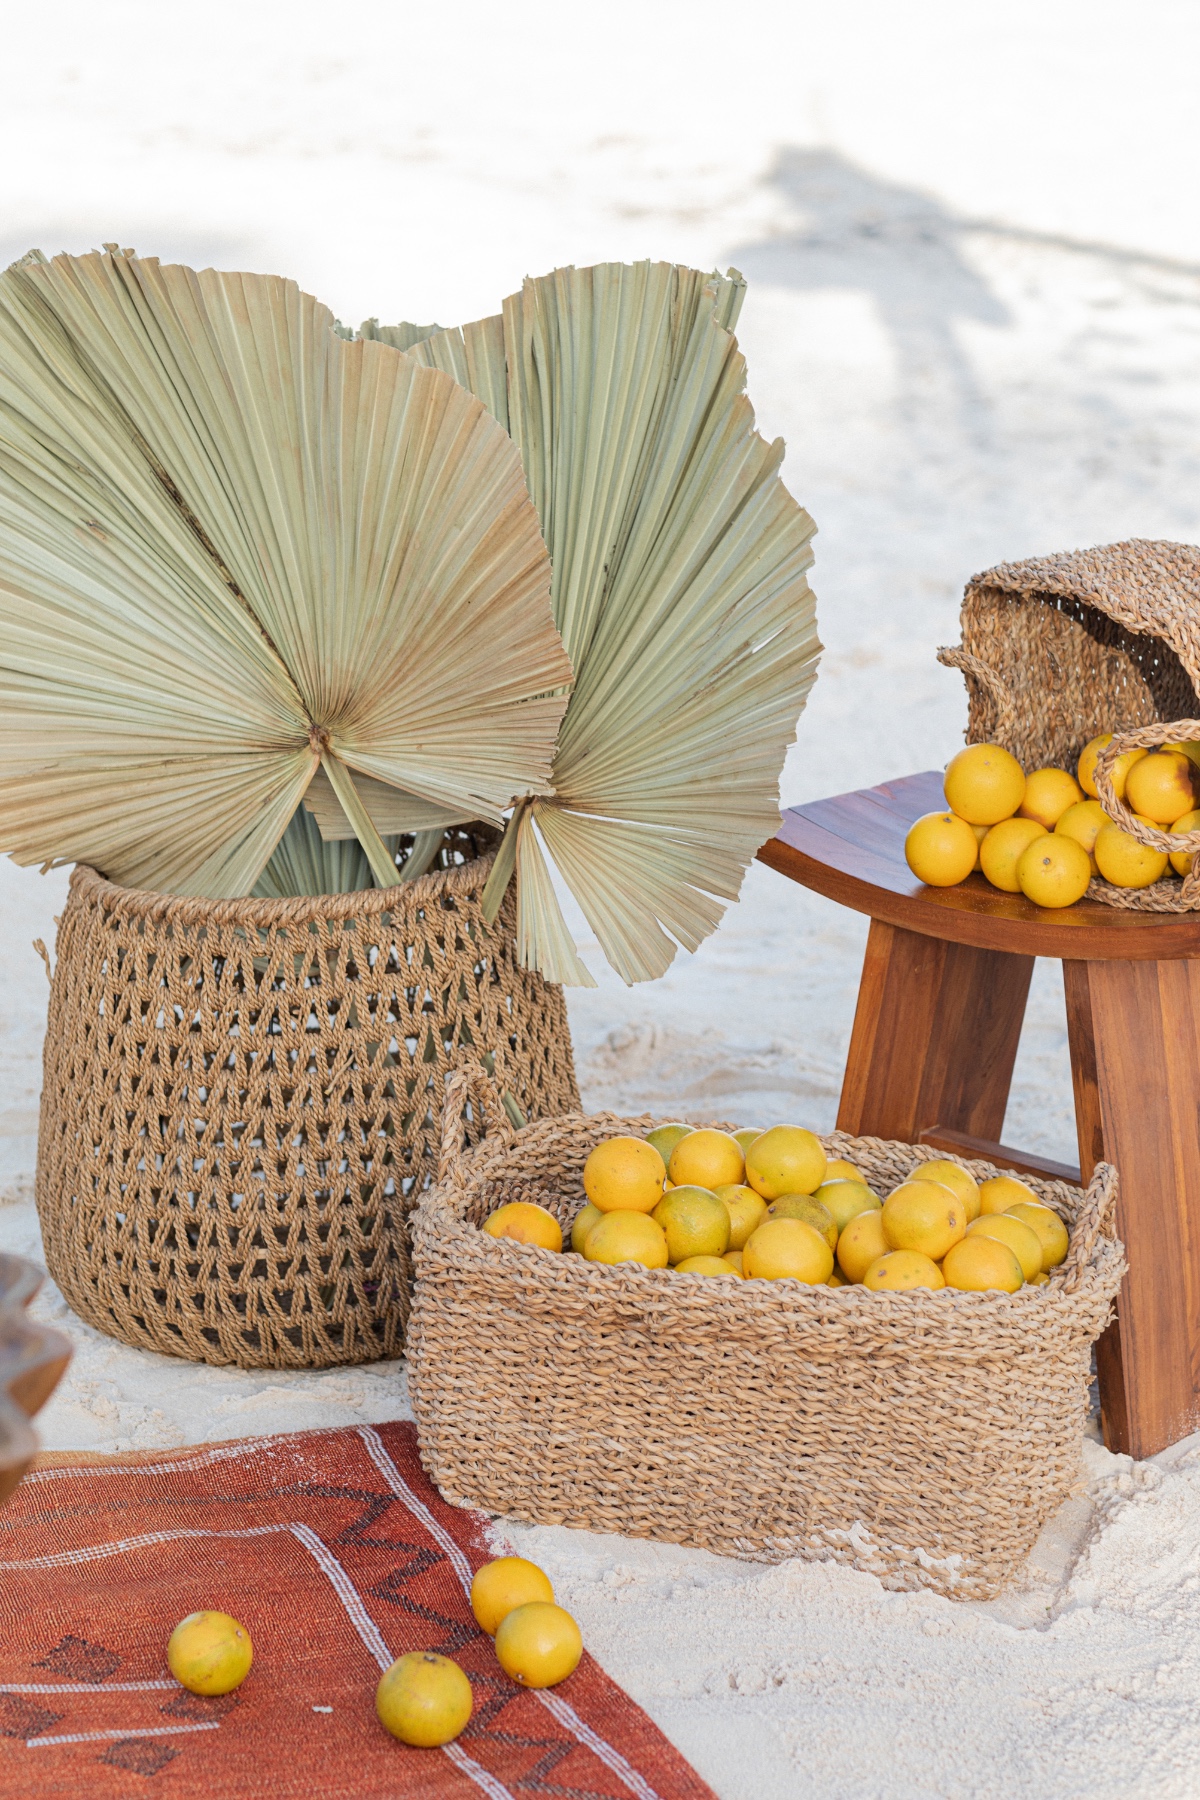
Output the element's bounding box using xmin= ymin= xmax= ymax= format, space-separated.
xmin=408 ymin=1070 xmax=1124 ymax=1600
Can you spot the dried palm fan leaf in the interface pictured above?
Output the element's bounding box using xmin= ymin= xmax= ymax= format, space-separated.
xmin=366 ymin=262 xmax=820 ymax=984
xmin=0 ymin=248 xmax=570 ymax=895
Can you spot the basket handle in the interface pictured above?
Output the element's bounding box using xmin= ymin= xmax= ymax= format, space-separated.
xmin=437 ymin=1060 xmax=517 ymax=1186
xmin=1094 ymin=721 xmax=1200 ymax=899
xmin=937 ymin=644 xmax=1018 ymax=746
xmin=1059 ymin=1160 xmax=1119 ymax=1293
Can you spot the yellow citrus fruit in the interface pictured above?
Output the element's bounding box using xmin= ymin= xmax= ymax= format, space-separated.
xmin=653 ymin=1186 xmax=730 ymax=1262
xmin=941 ymin=1235 xmax=1024 ymax=1293
xmin=942 ymin=743 xmax=1026 ymax=825
xmin=968 ymin=1213 xmax=1043 ymax=1282
xmin=675 ymin=1253 xmax=742 ymax=1277
xmin=1169 ymin=808 xmax=1200 ymax=876
xmin=570 ymin=1203 xmax=603 ymax=1254
xmin=1166 ymin=739 xmax=1200 ymax=770
xmin=1094 ymin=817 xmax=1169 ymax=888
xmin=968 ymin=821 xmax=989 ymax=869
xmin=1017 ymin=833 xmax=1091 ymax=908
xmin=645 ymin=1123 xmax=692 ymax=1167
xmin=978 ymin=1174 xmax=1040 ymax=1215
xmin=483 ymin=1201 xmax=563 ymax=1253
xmin=733 ymin=1128 xmax=762 ymax=1157
xmin=471 ymin=1556 xmax=554 ymax=1635
xmin=667 ymin=1128 xmax=744 ymax=1190
xmin=167 ymin=1611 xmax=253 ymax=1696
xmin=812 ymin=1178 xmax=880 ymax=1233
xmin=768 ymin=1192 xmax=838 ymax=1250
xmin=494 ymin=1602 xmax=583 ymax=1689
xmin=824 ymin=1157 xmax=863 ymax=1183
xmin=713 ymin=1183 xmax=769 ymax=1249
xmin=912 ymin=1159 xmax=980 ymax=1222
xmin=904 ymin=810 xmax=979 ymax=885
xmin=724 ymin=1248 xmax=744 ymax=1274
xmin=742 ymin=1217 xmax=834 ymax=1283
xmin=862 ymin=1250 xmax=945 ymax=1292
xmin=744 ymin=1126 xmax=827 ymax=1200
xmin=376 ymin=1651 xmax=473 ymax=1746
xmin=1124 ymin=751 xmax=1197 ymax=824
xmin=1076 ymin=734 xmax=1111 ymax=798
xmin=827 ymin=1269 xmax=848 ymax=1287
xmin=1018 ymin=766 xmax=1084 ymax=830
xmin=979 ymin=817 xmax=1048 ymax=892
xmin=836 ymin=1208 xmax=889 ymax=1283
xmin=1029 ymin=1270 xmax=1050 ymax=1286
xmin=1005 ymin=1201 xmax=1069 ymax=1272
xmin=583 ymin=1210 xmax=668 ymax=1269
xmin=1054 ymin=799 xmax=1109 ymax=872
xmin=583 ymin=1136 xmax=666 ymax=1213
xmin=881 ymin=1180 xmax=966 ymax=1260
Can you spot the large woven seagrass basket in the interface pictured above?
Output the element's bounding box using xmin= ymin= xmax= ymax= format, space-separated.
xmin=36 ymin=842 xmax=579 ymax=1371
xmin=408 ymin=1072 xmax=1123 ymax=1600
xmin=939 ymin=537 xmax=1200 ymax=910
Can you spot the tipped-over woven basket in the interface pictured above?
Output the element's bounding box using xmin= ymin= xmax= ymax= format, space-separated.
xmin=408 ymin=1072 xmax=1124 ymax=1601
xmin=36 ymin=845 xmax=579 ymax=1371
xmin=939 ymin=538 xmax=1200 ymax=911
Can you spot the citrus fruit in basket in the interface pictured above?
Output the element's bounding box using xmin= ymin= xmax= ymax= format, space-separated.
xmin=1124 ymin=751 xmax=1197 ymax=824
xmin=645 ymin=1122 xmax=692 ymax=1167
xmin=734 ymin=1128 xmax=762 ymax=1156
xmin=941 ymin=1235 xmax=1024 ymax=1292
xmin=1054 ymin=799 xmax=1108 ymax=873
xmin=583 ymin=1136 xmax=666 ymax=1214
xmin=968 ymin=1214 xmax=1043 ymax=1282
xmin=881 ymin=1181 xmax=966 ymax=1260
xmin=978 ymin=1174 xmax=1040 ymax=1214
xmin=584 ymin=1211 xmax=668 ymax=1269
xmin=667 ymin=1128 xmax=744 ymax=1190
xmin=675 ymin=1254 xmax=742 ymax=1277
xmin=1094 ymin=817 xmax=1169 ymax=888
xmin=979 ymin=817 xmax=1047 ymax=891
xmin=863 ymin=1250 xmax=944 ymax=1292
xmin=913 ymin=1159 xmax=980 ymax=1222
xmin=376 ymin=1651 xmax=473 ymax=1745
xmin=483 ymin=1202 xmax=563 ymax=1252
xmin=824 ymin=1156 xmax=863 ymax=1183
xmin=471 ymin=1557 xmax=555 ymax=1635
xmin=167 ymin=1611 xmax=253 ymax=1696
xmin=813 ymin=1178 xmax=880 ymax=1233
xmin=903 ymin=810 xmax=979 ymax=885
xmin=1018 ymin=766 xmax=1083 ymax=830
xmin=570 ymin=1203 xmax=603 ymax=1253
xmin=653 ymin=1186 xmax=730 ymax=1262
xmin=943 ymin=743 xmax=1025 ymax=824
xmin=1017 ymin=834 xmax=1091 ymax=908
xmin=1006 ymin=1201 xmax=1069 ymax=1272
xmin=725 ymin=1249 xmax=744 ymax=1274
xmin=836 ymin=1207 xmax=888 ymax=1282
xmin=1169 ymin=809 xmax=1200 ymax=876
xmin=744 ymin=1126 xmax=826 ymax=1199
xmin=494 ymin=1602 xmax=583 ymax=1688
xmin=1077 ymin=734 xmax=1112 ymax=797
xmin=713 ymin=1183 xmax=769 ymax=1248
xmin=768 ymin=1192 xmax=838 ymax=1251
xmin=743 ymin=1217 xmax=833 ymax=1283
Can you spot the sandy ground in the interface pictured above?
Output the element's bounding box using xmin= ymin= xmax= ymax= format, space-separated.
xmin=4 ymin=3 xmax=1200 ymax=1794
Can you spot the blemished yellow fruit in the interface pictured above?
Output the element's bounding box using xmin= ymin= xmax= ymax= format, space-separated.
xmin=1054 ymin=799 xmax=1109 ymax=872
xmin=978 ymin=1174 xmax=1041 ymax=1215
xmin=968 ymin=1213 xmax=1043 ymax=1283
xmin=668 ymin=1128 xmax=744 ymax=1191
xmin=376 ymin=1652 xmax=473 ymax=1746
xmin=583 ymin=1210 xmax=669 ymax=1269
xmin=645 ymin=1122 xmax=692 ymax=1168
xmin=494 ymin=1602 xmax=583 ymax=1688
xmin=471 ymin=1557 xmax=554 ymax=1636
xmin=1124 ymin=751 xmax=1197 ymax=825
xmin=768 ymin=1192 xmax=838 ymax=1250
xmin=1017 ymin=833 xmax=1092 ymax=909
xmin=979 ymin=816 xmax=1047 ymax=892
xmin=743 ymin=1217 xmax=834 ymax=1284
xmin=483 ymin=1202 xmax=563 ymax=1253
xmin=881 ymin=1180 xmax=967 ymax=1261
xmin=862 ymin=1250 xmax=945 ymax=1292
xmin=653 ymin=1186 xmax=730 ymax=1262
xmin=913 ymin=1159 xmax=980 ymax=1222
xmin=734 ymin=1128 xmax=762 ymax=1157
xmin=570 ymin=1203 xmax=603 ymax=1254
xmin=744 ymin=1126 xmax=827 ymax=1200
xmin=812 ymin=1178 xmax=881 ymax=1233
xmin=824 ymin=1157 xmax=863 ymax=1183
xmin=167 ymin=1612 xmax=253 ymax=1696
xmin=1094 ymin=817 xmax=1169 ymax=889
xmin=713 ymin=1184 xmax=769 ymax=1249
xmin=676 ymin=1253 xmax=742 ymax=1277
xmin=1005 ymin=1201 xmax=1069 ymax=1272
xmin=836 ymin=1207 xmax=889 ymax=1283
xmin=941 ymin=1235 xmax=1024 ymax=1293
xmin=904 ymin=810 xmax=980 ymax=886
xmin=1018 ymin=766 xmax=1084 ymax=830
xmin=943 ymin=743 xmax=1026 ymax=825
xmin=583 ymin=1136 xmax=666 ymax=1214
xmin=1169 ymin=809 xmax=1200 ymax=877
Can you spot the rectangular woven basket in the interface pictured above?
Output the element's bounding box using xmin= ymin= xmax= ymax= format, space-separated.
xmin=407 ymin=1072 xmax=1124 ymax=1600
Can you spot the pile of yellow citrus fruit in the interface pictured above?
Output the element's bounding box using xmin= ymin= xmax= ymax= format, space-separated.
xmin=482 ymin=1128 xmax=1068 ymax=1296
xmin=904 ymin=735 xmax=1200 ymax=905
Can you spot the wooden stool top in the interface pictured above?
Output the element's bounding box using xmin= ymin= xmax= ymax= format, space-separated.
xmin=759 ymin=769 xmax=1200 ymax=961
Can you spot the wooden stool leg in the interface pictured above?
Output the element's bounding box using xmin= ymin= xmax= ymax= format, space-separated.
xmin=1064 ymin=958 xmax=1200 ymax=1458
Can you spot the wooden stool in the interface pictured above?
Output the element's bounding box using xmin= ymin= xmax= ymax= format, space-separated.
xmin=759 ymin=768 xmax=1200 ymax=1459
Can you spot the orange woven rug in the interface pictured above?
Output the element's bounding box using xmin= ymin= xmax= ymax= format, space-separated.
xmin=0 ymin=1423 xmax=714 ymax=1800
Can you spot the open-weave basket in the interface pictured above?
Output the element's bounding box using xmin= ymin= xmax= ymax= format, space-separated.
xmin=408 ymin=1072 xmax=1124 ymax=1601
xmin=939 ymin=538 xmax=1200 ymax=911
xmin=36 ymin=849 xmax=579 ymax=1371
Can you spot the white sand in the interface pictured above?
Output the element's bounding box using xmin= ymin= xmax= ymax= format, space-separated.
xmin=4 ymin=4 xmax=1200 ymax=1792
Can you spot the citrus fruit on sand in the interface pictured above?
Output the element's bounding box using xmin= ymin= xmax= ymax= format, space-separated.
xmin=570 ymin=1203 xmax=603 ymax=1253
xmin=904 ymin=810 xmax=979 ymax=886
xmin=1005 ymin=1201 xmax=1069 ymax=1272
xmin=968 ymin=1213 xmax=1043 ymax=1282
xmin=812 ymin=1178 xmax=880 ymax=1233
xmin=675 ymin=1253 xmax=742 ymax=1277
xmin=941 ymin=1235 xmax=1024 ymax=1293
xmin=167 ymin=1612 xmax=253 ymax=1696
xmin=1094 ymin=817 xmax=1169 ymax=888
xmin=863 ymin=1250 xmax=945 ymax=1292
xmin=652 ymin=1186 xmax=730 ymax=1262
xmin=836 ymin=1207 xmax=889 ymax=1283
xmin=583 ymin=1136 xmax=666 ymax=1214
xmin=583 ymin=1210 xmax=668 ymax=1269
xmin=1054 ymin=799 xmax=1108 ymax=872
xmin=1169 ymin=809 xmax=1200 ymax=876
xmin=1017 ymin=833 xmax=1091 ymax=908
xmin=494 ymin=1602 xmax=583 ymax=1688
xmin=713 ymin=1184 xmax=769 ymax=1249
xmin=824 ymin=1157 xmax=863 ymax=1183
xmin=1124 ymin=751 xmax=1197 ymax=824
xmin=979 ymin=816 xmax=1047 ymax=892
xmin=376 ymin=1651 xmax=473 ymax=1745
xmin=744 ymin=1126 xmax=826 ymax=1200
xmin=881 ymin=1180 xmax=966 ymax=1260
xmin=733 ymin=1128 xmax=762 ymax=1157
xmin=977 ymin=1174 xmax=1040 ymax=1215
xmin=767 ymin=1192 xmax=838 ymax=1251
xmin=742 ymin=1217 xmax=833 ymax=1283
xmin=1018 ymin=766 xmax=1084 ymax=830
xmin=912 ymin=1159 xmax=980 ymax=1222
xmin=667 ymin=1128 xmax=744 ymax=1190
xmin=942 ymin=743 xmax=1026 ymax=825
xmin=645 ymin=1123 xmax=692 ymax=1167
xmin=471 ymin=1557 xmax=555 ymax=1635
xmin=483 ymin=1202 xmax=563 ymax=1252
